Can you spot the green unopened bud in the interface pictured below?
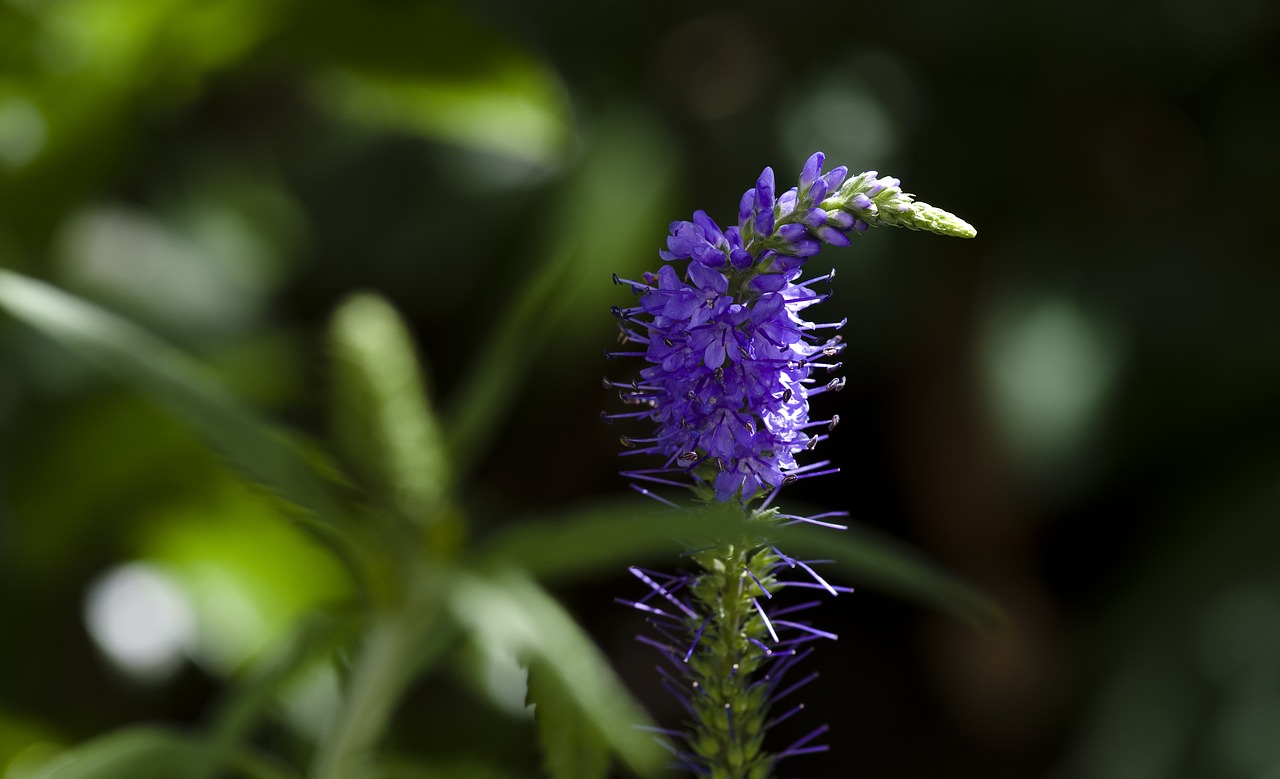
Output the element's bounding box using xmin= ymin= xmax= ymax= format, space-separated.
xmin=879 ymin=199 xmax=977 ymax=238
xmin=825 ymin=170 xmax=976 ymax=239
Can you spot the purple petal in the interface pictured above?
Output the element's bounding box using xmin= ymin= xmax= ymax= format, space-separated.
xmin=801 ymin=208 xmax=827 ymax=228
xmin=816 ymin=225 xmax=851 ymax=246
xmin=692 ymin=210 xmax=725 ymax=245
xmin=752 ymin=292 xmax=785 ymax=321
xmin=748 ymin=274 xmax=788 ymax=293
xmin=799 ymin=152 xmax=824 ymax=191
xmin=827 ymin=211 xmax=855 ymax=230
xmin=821 ymin=166 xmax=848 ymax=192
xmin=703 ymin=337 xmax=726 ymax=369
xmin=755 ymin=167 xmax=776 ymax=236
xmin=777 ymin=189 xmax=798 ymax=217
xmin=755 ymin=167 xmax=775 ymax=208
xmin=688 ymin=261 xmax=728 ymax=293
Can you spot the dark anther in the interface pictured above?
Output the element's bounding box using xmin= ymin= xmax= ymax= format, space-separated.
xmin=805 ymin=437 xmax=819 ymax=450
xmin=782 ymin=388 xmax=793 ymax=403
xmin=714 ymin=367 xmax=724 ymax=381
xmin=715 ymin=458 xmax=727 ymax=473
xmin=739 ymin=346 xmax=751 ymax=360
xmin=663 ymin=337 xmax=674 ymax=347
xmin=745 ymin=421 xmax=756 ymax=435
xmin=679 ymin=451 xmax=698 ymax=464
xmin=822 ymin=346 xmax=840 ymax=357
xmin=600 ymin=410 xmax=612 ymax=424
xmin=826 ymin=362 xmax=843 ymax=373
xmin=602 ymin=377 xmax=613 ymax=389
xmin=611 ymin=272 xmax=620 ymax=285
xmin=826 ymin=377 xmax=846 ymax=392
xmin=687 ymin=390 xmax=696 ymax=400
xmin=604 ymin=349 xmax=617 ymax=360
xmin=610 ymin=305 xmax=627 ymax=319
xmin=782 ymin=474 xmax=799 ymax=485
xmin=828 ymin=414 xmax=840 ymax=431
xmin=619 ymin=435 xmax=635 ymax=448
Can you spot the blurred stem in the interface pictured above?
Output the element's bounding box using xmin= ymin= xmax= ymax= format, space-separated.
xmin=311 ymin=578 xmax=449 ymax=779
xmin=445 ymin=247 xmax=575 ymax=477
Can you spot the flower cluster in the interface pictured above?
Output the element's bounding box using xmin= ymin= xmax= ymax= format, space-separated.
xmin=607 ymin=152 xmax=973 ymax=505
xmin=607 ymin=152 xmax=973 ymax=776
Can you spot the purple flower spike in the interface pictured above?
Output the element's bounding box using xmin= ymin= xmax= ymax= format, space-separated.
xmin=610 ymin=156 xmax=858 ymax=506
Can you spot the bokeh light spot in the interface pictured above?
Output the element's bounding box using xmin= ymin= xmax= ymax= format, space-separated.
xmin=0 ymin=99 xmax=47 ymax=169
xmin=83 ymin=562 xmax=195 ymax=682
xmin=980 ymin=294 xmax=1124 ymax=481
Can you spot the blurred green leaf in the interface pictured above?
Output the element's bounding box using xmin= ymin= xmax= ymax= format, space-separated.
xmin=39 ymin=726 xmax=295 ymax=779
xmin=475 ymin=498 xmax=1001 ymax=628
xmin=768 ymin=520 xmax=1003 ymax=630
xmin=0 ymin=270 xmax=345 ymax=527
xmin=328 ymin=292 xmax=457 ymax=543
xmin=473 ymin=498 xmax=745 ymax=580
xmin=41 ymin=728 xmax=202 ymax=779
xmin=526 ymin=662 xmax=611 ymax=779
xmin=294 ymin=1 xmax=569 ymax=166
xmin=448 ymin=570 xmax=665 ymax=778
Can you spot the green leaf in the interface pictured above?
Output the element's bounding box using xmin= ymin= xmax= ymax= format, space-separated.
xmin=0 ymin=270 xmax=345 ymax=527
xmin=328 ymin=292 xmax=458 ymax=544
xmin=472 ymin=498 xmax=749 ymax=582
xmin=766 ymin=520 xmax=1003 ymax=630
xmin=447 ymin=570 xmax=665 ymax=778
xmin=41 ymin=726 xmax=299 ymax=779
xmin=526 ymin=662 xmax=611 ymax=779
xmin=41 ymin=728 xmax=205 ymax=779
xmin=474 ymin=498 xmax=1001 ymax=629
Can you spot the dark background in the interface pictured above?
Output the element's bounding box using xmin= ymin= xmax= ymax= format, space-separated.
xmin=2 ymin=0 xmax=1279 ymax=776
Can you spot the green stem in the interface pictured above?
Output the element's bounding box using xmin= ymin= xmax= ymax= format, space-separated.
xmin=311 ymin=588 xmax=444 ymax=779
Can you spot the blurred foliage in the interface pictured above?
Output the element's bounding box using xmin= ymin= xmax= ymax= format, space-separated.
xmin=1 ymin=0 xmax=1278 ymax=777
